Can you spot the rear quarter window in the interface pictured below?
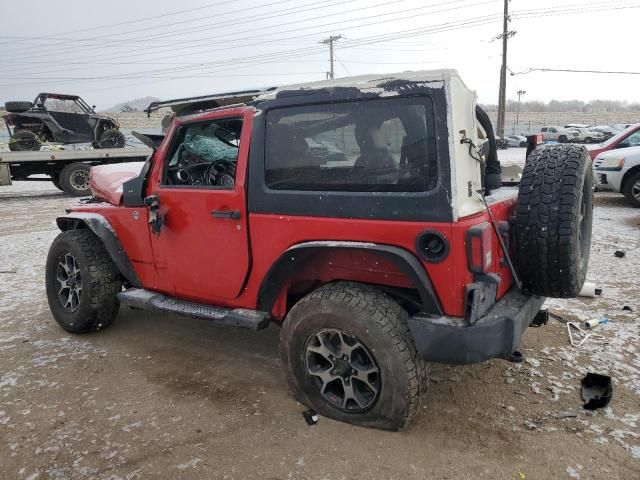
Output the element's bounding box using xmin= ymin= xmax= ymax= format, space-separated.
xmin=264 ymin=97 xmax=436 ymax=192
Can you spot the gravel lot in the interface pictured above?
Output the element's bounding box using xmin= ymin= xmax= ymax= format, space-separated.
xmin=1 ymin=159 xmax=639 ymax=479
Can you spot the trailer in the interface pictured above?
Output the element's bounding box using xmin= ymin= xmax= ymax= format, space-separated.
xmin=0 ymin=146 xmax=151 ymax=196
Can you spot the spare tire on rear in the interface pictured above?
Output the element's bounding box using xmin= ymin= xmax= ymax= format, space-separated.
xmin=4 ymin=101 xmax=33 ymax=112
xmin=514 ymin=144 xmax=593 ymax=298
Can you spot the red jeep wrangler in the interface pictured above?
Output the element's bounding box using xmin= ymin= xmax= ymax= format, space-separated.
xmin=45 ymin=71 xmax=593 ymax=430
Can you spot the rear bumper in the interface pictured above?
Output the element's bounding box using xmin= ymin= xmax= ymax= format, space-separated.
xmin=408 ymin=289 xmax=545 ymax=364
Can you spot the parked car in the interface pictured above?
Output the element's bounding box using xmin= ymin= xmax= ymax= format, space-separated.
xmin=589 ymin=125 xmax=617 ymax=140
xmin=505 ymin=135 xmax=527 ymax=147
xmin=611 ymin=123 xmax=633 ymax=131
xmin=539 ymin=126 xmax=574 ymax=142
xmin=495 ymin=136 xmax=509 ymax=149
xmin=567 ymin=127 xmax=604 ymax=144
xmin=3 ymin=93 xmax=125 ymax=151
xmin=593 ymin=145 xmax=640 ymax=207
xmin=44 ymin=71 xmax=592 ymax=430
xmin=587 ymin=123 xmax=640 ymax=160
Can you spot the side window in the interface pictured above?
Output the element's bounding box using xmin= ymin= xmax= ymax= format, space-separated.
xmin=264 ymin=98 xmax=436 ymax=192
xmin=163 ymin=118 xmax=242 ymax=188
xmin=550 ymin=128 xmax=557 ymax=133
xmin=541 ymin=127 xmax=547 ymax=132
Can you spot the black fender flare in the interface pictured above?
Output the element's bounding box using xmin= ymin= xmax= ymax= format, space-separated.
xmin=257 ymin=241 xmax=443 ymax=316
xmin=56 ymin=213 xmax=141 ymax=287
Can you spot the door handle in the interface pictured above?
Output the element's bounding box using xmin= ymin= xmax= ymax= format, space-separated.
xmin=211 ymin=209 xmax=240 ymax=220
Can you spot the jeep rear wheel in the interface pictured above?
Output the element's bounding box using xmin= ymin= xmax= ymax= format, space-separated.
xmin=559 ymin=135 xmax=568 ymax=143
xmin=515 ymin=144 xmax=593 ymax=297
xmin=45 ymin=230 xmax=122 ymax=333
xmin=622 ymin=171 xmax=640 ymax=208
xmin=8 ymin=130 xmax=41 ymax=151
xmin=60 ymin=162 xmax=91 ymax=196
xmin=280 ymin=282 xmax=428 ymax=431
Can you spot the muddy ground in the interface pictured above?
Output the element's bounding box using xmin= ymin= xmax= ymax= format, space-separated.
xmin=1 ymin=178 xmax=639 ymax=479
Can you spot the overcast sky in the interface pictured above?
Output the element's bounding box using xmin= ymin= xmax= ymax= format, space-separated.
xmin=1 ymin=0 xmax=639 ymax=109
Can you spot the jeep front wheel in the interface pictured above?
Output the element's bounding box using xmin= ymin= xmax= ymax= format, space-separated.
xmin=280 ymin=282 xmax=428 ymax=431
xmin=515 ymin=144 xmax=593 ymax=297
xmin=45 ymin=230 xmax=122 ymax=333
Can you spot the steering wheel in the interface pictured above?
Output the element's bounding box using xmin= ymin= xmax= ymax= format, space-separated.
xmin=206 ymin=160 xmax=236 ymax=187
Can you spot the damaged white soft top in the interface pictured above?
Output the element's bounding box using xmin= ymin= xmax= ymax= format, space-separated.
xmin=254 ymin=69 xmax=465 ymax=101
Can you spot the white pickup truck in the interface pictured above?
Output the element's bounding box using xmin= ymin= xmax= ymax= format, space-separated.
xmin=593 ymin=145 xmax=640 ymax=207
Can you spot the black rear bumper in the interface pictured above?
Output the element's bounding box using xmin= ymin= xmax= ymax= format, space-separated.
xmin=408 ymin=289 xmax=545 ymax=364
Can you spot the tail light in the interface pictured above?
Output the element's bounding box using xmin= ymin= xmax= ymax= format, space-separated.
xmin=466 ymin=222 xmax=492 ymax=274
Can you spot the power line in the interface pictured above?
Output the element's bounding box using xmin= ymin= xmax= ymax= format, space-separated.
xmin=0 ymin=0 xmax=340 ymax=56
xmin=512 ymin=67 xmax=640 ymax=76
xmin=2 ymin=0 xmax=495 ymax=79
xmin=0 ymin=13 xmax=503 ymax=90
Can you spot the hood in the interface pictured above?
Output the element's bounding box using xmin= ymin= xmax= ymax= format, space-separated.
xmin=90 ymin=162 xmax=145 ymax=205
xmin=595 ymin=145 xmax=640 ymax=160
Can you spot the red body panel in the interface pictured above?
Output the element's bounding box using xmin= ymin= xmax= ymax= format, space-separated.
xmin=66 ymin=105 xmax=518 ymax=320
xmin=90 ymin=162 xmax=145 ymax=205
xmin=144 ymin=107 xmax=252 ymax=302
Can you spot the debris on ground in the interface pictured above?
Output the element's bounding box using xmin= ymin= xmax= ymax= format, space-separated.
xmin=581 ymin=373 xmax=613 ymax=410
xmin=614 ymin=250 xmax=626 ymax=258
xmin=584 ymin=318 xmax=610 ymax=329
xmin=578 ymin=282 xmax=602 ymax=297
xmin=302 ymin=409 xmax=319 ymax=426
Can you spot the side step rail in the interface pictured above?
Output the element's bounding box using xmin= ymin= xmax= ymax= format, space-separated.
xmin=118 ymin=288 xmax=270 ymax=330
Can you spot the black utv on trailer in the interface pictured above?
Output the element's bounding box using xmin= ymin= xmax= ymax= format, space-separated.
xmin=3 ymin=93 xmax=125 ymax=151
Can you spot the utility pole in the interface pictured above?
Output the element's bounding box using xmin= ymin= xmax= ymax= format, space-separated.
xmin=516 ymin=89 xmax=526 ymax=129
xmin=320 ymin=34 xmax=342 ymax=79
xmin=496 ymin=0 xmax=511 ymax=138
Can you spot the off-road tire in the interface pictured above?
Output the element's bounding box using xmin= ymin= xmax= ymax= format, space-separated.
xmin=8 ymin=130 xmax=41 ymax=151
xmin=515 ymin=144 xmax=593 ymax=297
xmin=559 ymin=135 xmax=568 ymax=143
xmin=622 ymin=170 xmax=640 ymax=208
xmin=96 ymin=128 xmax=125 ymax=149
xmin=279 ymin=281 xmax=428 ymax=431
xmin=59 ymin=162 xmax=91 ymax=196
xmin=4 ymin=101 xmax=32 ymax=113
xmin=46 ymin=229 xmax=122 ymax=333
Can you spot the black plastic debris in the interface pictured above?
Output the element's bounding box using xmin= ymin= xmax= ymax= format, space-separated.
xmin=614 ymin=250 xmax=626 ymax=258
xmin=581 ymin=373 xmax=613 ymax=410
xmin=623 ymin=305 xmax=633 ymax=312
xmin=302 ymin=409 xmax=319 ymax=426
xmin=595 ymin=288 xmax=603 ymax=296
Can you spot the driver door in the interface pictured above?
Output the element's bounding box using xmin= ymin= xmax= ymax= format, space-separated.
xmin=147 ymin=109 xmax=252 ymax=304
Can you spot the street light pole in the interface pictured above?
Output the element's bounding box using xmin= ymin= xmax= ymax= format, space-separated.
xmin=516 ymin=89 xmax=526 ymax=130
